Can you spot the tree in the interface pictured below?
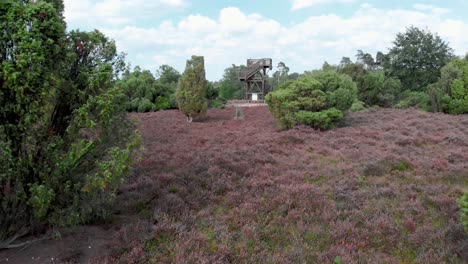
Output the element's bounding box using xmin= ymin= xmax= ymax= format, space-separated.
xmin=270 ymin=62 xmax=290 ymax=90
xmin=156 ymin=64 xmax=181 ymax=85
xmin=427 ymin=57 xmax=468 ymax=114
xmin=218 ymin=64 xmax=246 ymax=100
xmin=176 ymin=55 xmax=208 ymax=122
xmin=375 ymin=51 xmax=386 ymax=69
xmin=386 ymin=26 xmax=454 ymax=91
xmin=340 ymin=57 xmax=352 ymax=68
xmin=359 ymin=70 xmax=401 ymax=107
xmin=356 ymin=50 xmax=376 ymax=69
xmin=51 ymin=29 xmax=126 ymax=134
xmin=1 ymin=0 xmax=140 ymax=246
xmin=155 ymin=65 xmax=180 ymax=108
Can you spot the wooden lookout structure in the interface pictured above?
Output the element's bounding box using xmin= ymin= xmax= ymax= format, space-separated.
xmin=239 ymin=58 xmax=272 ymax=100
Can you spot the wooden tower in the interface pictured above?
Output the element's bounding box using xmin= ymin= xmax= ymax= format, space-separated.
xmin=239 ymin=58 xmax=272 ymax=100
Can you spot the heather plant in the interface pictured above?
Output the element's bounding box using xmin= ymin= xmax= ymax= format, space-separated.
xmin=0 ymin=0 xmax=140 ymax=247
xmin=266 ymin=70 xmax=357 ymax=129
xmin=427 ymin=57 xmax=468 ymax=114
xmin=176 ymin=55 xmax=208 ymax=122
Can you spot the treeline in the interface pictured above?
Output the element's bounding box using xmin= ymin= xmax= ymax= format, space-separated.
xmin=266 ymin=26 xmax=467 ymax=130
xmin=120 ymin=65 xmax=221 ymax=112
xmin=322 ymin=26 xmax=466 ymax=115
xmin=129 ymin=28 xmax=466 ymax=117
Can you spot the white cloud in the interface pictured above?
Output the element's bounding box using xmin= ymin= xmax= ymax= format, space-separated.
xmin=64 ymin=4 xmax=468 ymax=80
xmin=64 ymin=0 xmax=188 ymax=29
xmin=413 ymin=3 xmax=450 ymax=15
xmin=292 ymin=0 xmax=356 ymax=11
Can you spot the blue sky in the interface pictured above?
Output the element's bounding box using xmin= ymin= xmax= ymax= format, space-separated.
xmin=64 ymin=0 xmax=468 ymax=80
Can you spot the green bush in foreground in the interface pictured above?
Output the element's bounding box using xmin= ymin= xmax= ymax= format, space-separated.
xmin=266 ymin=70 xmax=357 ymax=129
xmin=0 ymin=1 xmax=141 ymax=245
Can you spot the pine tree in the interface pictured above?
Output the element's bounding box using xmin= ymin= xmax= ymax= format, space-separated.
xmin=176 ymin=55 xmax=208 ymax=122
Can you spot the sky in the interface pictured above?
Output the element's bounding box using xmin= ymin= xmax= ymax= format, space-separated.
xmin=63 ymin=0 xmax=468 ymax=81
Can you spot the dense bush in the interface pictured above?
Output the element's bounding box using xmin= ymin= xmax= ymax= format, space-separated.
xmin=266 ymin=70 xmax=357 ymax=129
xmin=295 ymin=108 xmax=344 ymax=129
xmin=394 ymin=91 xmax=430 ymax=110
xmin=307 ymin=70 xmax=358 ymax=111
xmin=206 ymin=81 xmax=225 ymax=108
xmin=0 ymin=0 xmax=140 ymax=246
xmin=427 ymin=58 xmax=468 ymax=114
xmin=349 ymin=100 xmax=367 ymax=112
xmin=359 ymin=70 xmax=401 ymax=107
xmin=119 ymin=65 xmax=179 ymax=112
xmin=138 ymin=98 xmax=155 ymax=112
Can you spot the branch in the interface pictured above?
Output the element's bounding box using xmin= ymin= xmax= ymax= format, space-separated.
xmin=0 ymin=236 xmax=50 ymax=249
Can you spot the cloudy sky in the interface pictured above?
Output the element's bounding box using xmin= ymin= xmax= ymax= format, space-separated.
xmin=63 ymin=0 xmax=468 ymax=80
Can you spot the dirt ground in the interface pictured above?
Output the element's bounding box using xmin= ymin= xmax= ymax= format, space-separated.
xmin=1 ymin=106 xmax=467 ymax=263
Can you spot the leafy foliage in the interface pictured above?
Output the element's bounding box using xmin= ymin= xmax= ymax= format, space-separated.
xmin=306 ymin=70 xmax=358 ymax=111
xmin=460 ymin=192 xmax=468 ymax=234
xmin=266 ymin=70 xmax=356 ymax=129
xmin=0 ymin=0 xmax=140 ymax=244
xmin=338 ymin=52 xmax=401 ymax=107
xmin=394 ymin=91 xmax=430 ymax=110
xmin=295 ymin=108 xmax=344 ymax=129
xmin=359 ymin=70 xmax=401 ymax=107
xmin=218 ymin=64 xmax=246 ymax=100
xmin=386 ymin=27 xmax=454 ymax=91
xmin=349 ymin=100 xmax=367 ymax=112
xmin=176 ymin=55 xmax=208 ymax=122
xmin=427 ymin=57 xmax=468 ymax=114
xmin=119 ymin=65 xmax=180 ymax=112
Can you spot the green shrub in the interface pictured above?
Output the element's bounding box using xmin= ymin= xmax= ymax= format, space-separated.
xmin=295 ymin=108 xmax=344 ymax=130
xmin=119 ymin=66 xmax=178 ymax=112
xmin=210 ymin=98 xmax=226 ymax=109
xmin=266 ymin=70 xmax=357 ymax=129
xmin=460 ymin=192 xmax=468 ymax=234
xmin=394 ymin=91 xmax=430 ymax=110
xmin=138 ymin=98 xmax=155 ymax=112
xmin=307 ymin=70 xmax=358 ymax=111
xmin=427 ymin=58 xmax=468 ymax=114
xmin=155 ymin=96 xmax=171 ymax=110
xmin=349 ymin=100 xmax=367 ymax=112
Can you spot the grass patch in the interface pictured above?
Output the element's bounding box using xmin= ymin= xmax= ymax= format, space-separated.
xmin=392 ymin=160 xmax=414 ymax=172
xmin=304 ymin=173 xmax=327 ymax=186
xmin=168 ymin=186 xmax=178 ymax=193
xmin=144 ymin=231 xmax=177 ymax=259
